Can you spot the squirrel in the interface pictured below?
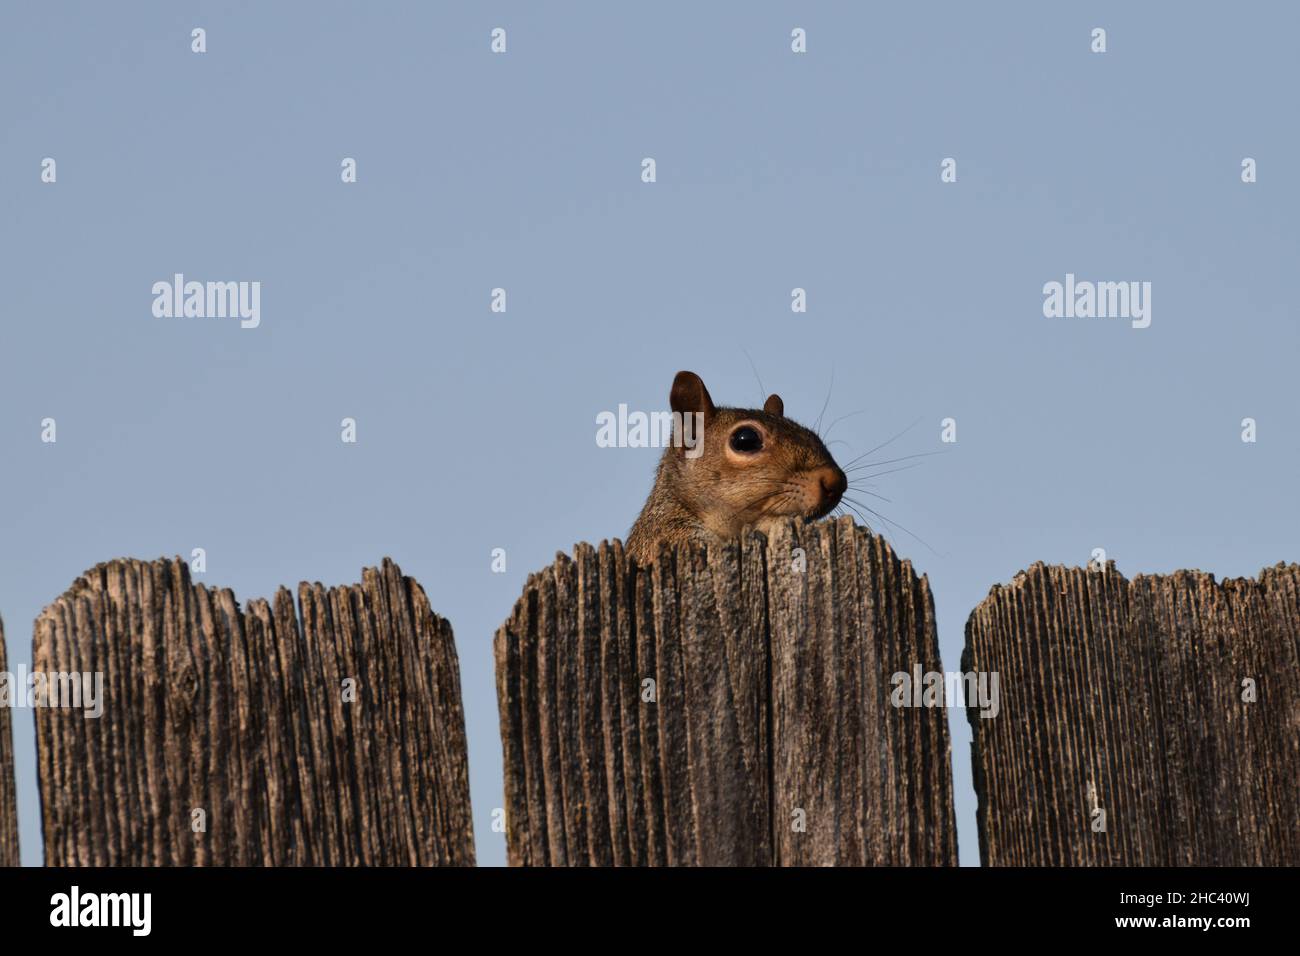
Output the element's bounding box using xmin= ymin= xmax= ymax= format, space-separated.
xmin=626 ymin=370 xmax=848 ymax=564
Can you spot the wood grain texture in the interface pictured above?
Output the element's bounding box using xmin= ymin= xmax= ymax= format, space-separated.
xmin=33 ymin=557 xmax=474 ymax=866
xmin=494 ymin=517 xmax=957 ymax=866
xmin=0 ymin=616 xmax=19 ymax=866
xmin=964 ymin=561 xmax=1300 ymax=866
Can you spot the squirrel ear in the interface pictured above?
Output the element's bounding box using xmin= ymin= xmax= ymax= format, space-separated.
xmin=763 ymin=394 xmax=784 ymax=417
xmin=670 ymin=371 xmax=715 ymax=417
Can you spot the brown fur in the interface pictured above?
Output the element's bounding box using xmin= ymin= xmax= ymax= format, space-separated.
xmin=626 ymin=371 xmax=847 ymax=564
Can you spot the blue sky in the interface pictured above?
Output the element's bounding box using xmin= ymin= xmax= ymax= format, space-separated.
xmin=1 ymin=1 xmax=1296 ymax=866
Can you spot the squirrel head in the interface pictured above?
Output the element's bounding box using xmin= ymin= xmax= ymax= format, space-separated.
xmin=663 ymin=370 xmax=848 ymax=540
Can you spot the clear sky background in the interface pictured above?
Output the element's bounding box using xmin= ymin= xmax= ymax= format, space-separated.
xmin=1 ymin=1 xmax=1296 ymax=867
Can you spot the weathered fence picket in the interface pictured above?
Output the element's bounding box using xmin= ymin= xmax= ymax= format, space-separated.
xmin=33 ymin=557 xmax=474 ymax=866
xmin=963 ymin=561 xmax=1300 ymax=866
xmin=494 ymin=517 xmax=959 ymax=866
xmin=0 ymin=617 xmax=18 ymax=866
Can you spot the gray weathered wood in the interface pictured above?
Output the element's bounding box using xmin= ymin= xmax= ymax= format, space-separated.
xmin=33 ymin=557 xmax=474 ymax=866
xmin=494 ymin=517 xmax=958 ymax=866
xmin=964 ymin=561 xmax=1300 ymax=866
xmin=0 ymin=616 xmax=19 ymax=866
xmin=767 ymin=521 xmax=956 ymax=865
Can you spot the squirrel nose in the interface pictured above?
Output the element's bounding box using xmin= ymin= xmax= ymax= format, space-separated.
xmin=816 ymin=466 xmax=848 ymax=504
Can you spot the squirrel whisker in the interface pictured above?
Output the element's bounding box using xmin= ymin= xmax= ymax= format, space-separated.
xmin=839 ymin=417 xmax=925 ymax=470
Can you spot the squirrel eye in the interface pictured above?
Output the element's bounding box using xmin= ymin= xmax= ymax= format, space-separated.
xmin=729 ymin=426 xmax=763 ymax=453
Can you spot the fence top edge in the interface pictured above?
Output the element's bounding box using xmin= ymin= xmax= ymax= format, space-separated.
xmin=974 ymin=559 xmax=1300 ymax=609
xmin=30 ymin=555 xmax=434 ymax=635
xmin=499 ymin=518 xmax=918 ymax=632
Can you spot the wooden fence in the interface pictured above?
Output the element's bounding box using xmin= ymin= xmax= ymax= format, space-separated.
xmin=0 ymin=616 xmax=18 ymax=866
xmin=3 ymin=535 xmax=1295 ymax=867
xmin=32 ymin=557 xmax=474 ymax=866
xmin=494 ymin=517 xmax=958 ymax=866
xmin=964 ymin=561 xmax=1300 ymax=866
